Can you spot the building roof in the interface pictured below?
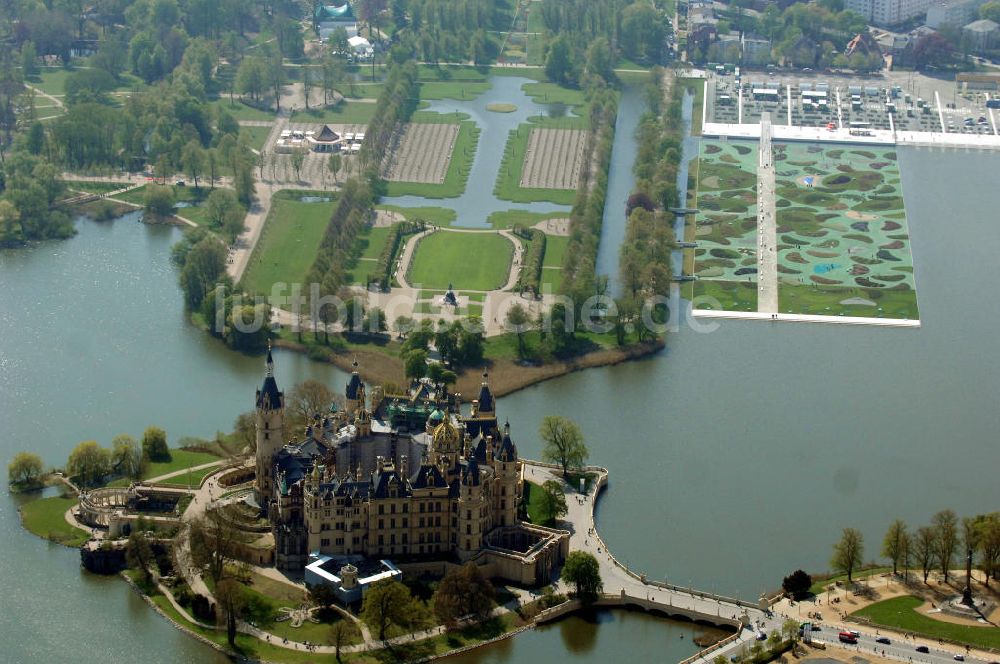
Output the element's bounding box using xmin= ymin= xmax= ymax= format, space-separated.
xmin=346 ymin=366 xmax=363 ymax=400
xmin=409 ymin=464 xmax=446 ymax=489
xmin=964 ymin=18 xmax=999 ymax=32
xmin=314 ymin=125 xmax=340 ymax=142
xmin=316 ymin=3 xmax=355 ymax=20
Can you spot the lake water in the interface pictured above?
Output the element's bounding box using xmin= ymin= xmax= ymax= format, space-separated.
xmin=2 ymin=124 xmax=999 ymax=659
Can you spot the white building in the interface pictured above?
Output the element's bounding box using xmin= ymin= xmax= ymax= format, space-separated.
xmin=846 ymin=0 xmax=931 ymax=26
xmin=926 ymin=0 xmax=988 ymax=27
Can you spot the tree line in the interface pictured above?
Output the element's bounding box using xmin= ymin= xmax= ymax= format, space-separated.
xmin=387 ymin=0 xmax=509 ymax=64
xmin=539 ymin=0 xmax=668 ymax=68
xmin=828 ymin=510 xmax=1000 ymax=588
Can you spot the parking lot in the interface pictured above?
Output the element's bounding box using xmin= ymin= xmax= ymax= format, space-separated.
xmin=704 ymin=69 xmax=998 ymax=137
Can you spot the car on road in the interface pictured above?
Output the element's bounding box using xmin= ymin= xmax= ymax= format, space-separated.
xmin=953 ymin=656 xmax=964 ymax=661
xmin=876 ymin=637 xmax=891 ymax=644
xmin=916 ymin=645 xmax=930 ymax=653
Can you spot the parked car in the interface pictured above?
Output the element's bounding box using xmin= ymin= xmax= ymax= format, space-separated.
xmin=954 ymin=656 xmax=965 ymax=661
xmin=876 ymin=637 xmax=891 ymax=644
xmin=916 ymin=645 xmax=929 ymax=653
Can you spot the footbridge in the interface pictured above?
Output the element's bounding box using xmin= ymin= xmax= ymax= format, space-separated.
xmin=523 ymin=462 xmax=784 ymax=662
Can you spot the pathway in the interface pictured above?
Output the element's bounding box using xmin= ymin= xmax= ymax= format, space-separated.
xmin=145 ymin=459 xmax=225 ymax=484
xmin=228 ymin=115 xmax=289 ymax=283
xmin=521 ymin=461 xmax=778 ymax=662
xmin=756 ymin=113 xmax=778 ymax=315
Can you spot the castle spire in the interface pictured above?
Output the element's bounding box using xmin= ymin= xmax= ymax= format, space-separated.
xmin=266 ymin=341 xmax=274 ymax=377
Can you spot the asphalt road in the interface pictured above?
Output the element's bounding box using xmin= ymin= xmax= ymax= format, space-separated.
xmin=809 ymin=624 xmax=992 ymax=664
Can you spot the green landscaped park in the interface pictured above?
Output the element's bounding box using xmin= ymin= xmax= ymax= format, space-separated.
xmin=408 ymin=231 xmax=514 ymax=291
xmin=19 ymin=495 xmax=90 ymax=547
xmin=853 ymin=595 xmax=1000 ymax=650
xmin=239 ymin=191 xmax=337 ymax=296
xmin=346 ymin=225 xmax=392 ymax=286
xmin=106 ymin=448 xmax=222 ymax=487
xmin=290 ymin=100 xmax=378 ymax=125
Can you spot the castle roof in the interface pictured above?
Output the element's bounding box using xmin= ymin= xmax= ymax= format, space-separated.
xmin=257 ymin=347 xmax=283 ymax=410
xmin=409 ymin=464 xmax=445 ymax=489
xmin=477 ymin=373 xmax=494 ymax=412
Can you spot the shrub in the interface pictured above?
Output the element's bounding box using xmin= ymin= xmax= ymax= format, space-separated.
xmin=514 ymin=229 xmax=545 ymax=295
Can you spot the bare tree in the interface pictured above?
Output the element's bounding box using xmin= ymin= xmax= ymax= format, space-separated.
xmin=882 ymin=519 xmax=909 ymax=576
xmin=933 ymin=509 xmax=959 ymax=583
xmin=915 ymin=526 xmax=937 ymax=583
xmin=830 ymin=528 xmax=864 ymax=583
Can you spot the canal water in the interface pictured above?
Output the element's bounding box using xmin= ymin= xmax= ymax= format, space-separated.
xmin=3 ymin=96 xmax=1000 ymax=658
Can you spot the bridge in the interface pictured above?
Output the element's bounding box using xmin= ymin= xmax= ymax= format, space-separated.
xmin=522 ymin=462 xmax=784 ymax=662
xmin=669 ymin=207 xmax=700 ymax=215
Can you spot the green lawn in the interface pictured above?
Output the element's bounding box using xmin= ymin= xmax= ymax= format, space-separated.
xmin=522 ymin=82 xmax=586 ymax=109
xmin=679 ymin=77 xmax=706 ymax=136
xmin=291 ymin=101 xmax=377 ymax=125
xmin=542 ymin=235 xmax=568 ymax=268
xmin=810 ymin=566 xmax=891 ymax=595
xmin=522 ymin=481 xmax=555 ymax=526
xmin=853 ymin=595 xmax=1000 ymax=650
xmin=408 ymin=232 xmax=514 ymax=291
xmin=486 ymin=210 xmax=567 ymax=230
xmin=384 ymin=119 xmax=480 ymax=199
xmin=540 ymin=267 xmax=563 ymax=292
xmin=209 ymin=98 xmax=277 ymax=122
xmin=154 ymin=464 xmax=220 ymax=487
xmin=239 ymin=191 xmax=338 ymax=296
xmin=120 ymin=449 xmax=223 ymax=484
xmin=19 ymin=496 xmax=90 ymax=547
xmin=779 ymin=285 xmax=919 ymax=320
xmin=31 ymin=68 xmax=72 ymax=95
xmin=62 ymin=181 xmax=128 ymax=195
xmin=240 ymin=125 xmax=273 ymax=151
xmin=341 ymin=81 xmax=385 ymax=99
xmin=494 ymin=124 xmax=578 ymax=205
xmin=375 ymin=205 xmax=456 ymax=226
xmin=420 ymin=80 xmax=491 ymax=101
xmin=692 ymin=280 xmax=759 ymax=312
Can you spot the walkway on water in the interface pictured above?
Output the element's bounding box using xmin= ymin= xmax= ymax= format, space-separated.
xmin=522 ymin=461 xmax=781 ymax=663
xmin=756 ymin=113 xmax=778 ymax=315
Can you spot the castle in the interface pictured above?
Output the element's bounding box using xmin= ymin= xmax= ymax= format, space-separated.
xmin=253 ymin=349 xmax=568 ymax=586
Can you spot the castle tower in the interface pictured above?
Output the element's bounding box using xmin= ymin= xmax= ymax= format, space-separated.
xmin=457 ymin=457 xmax=485 ymax=560
xmin=494 ymin=421 xmax=520 ymax=527
xmin=345 ymin=358 xmax=363 ymax=416
xmin=476 ymin=371 xmax=495 ymax=417
xmin=255 ymin=345 xmax=284 ymax=512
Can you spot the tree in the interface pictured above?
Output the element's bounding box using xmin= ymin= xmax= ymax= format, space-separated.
xmin=561 ymin=551 xmax=603 ymax=600
xmin=545 ymin=35 xmax=576 ymax=86
xmin=982 ymin=0 xmax=1000 ymax=22
xmin=404 ymin=349 xmax=428 ymax=380
xmin=291 ymin=150 xmax=305 ymax=181
xmin=505 ymin=303 xmax=531 ymax=357
xmin=126 ymin=530 xmax=154 ymax=584
xmin=585 ymin=37 xmax=614 ymax=83
xmin=287 ymin=379 xmax=337 ymax=432
xmin=141 ymin=426 xmax=171 ymax=462
xmin=190 ymin=509 xmax=237 ymax=584
xmin=7 ymin=451 xmax=44 ymax=487
xmin=393 ymin=315 xmax=414 ymax=339
xmin=781 ymin=569 xmax=812 ymax=599
xmin=232 ymin=412 xmax=256 ymax=455
xmin=539 ymin=416 xmax=588 ymax=478
xmin=216 ymin=578 xmax=246 ymax=647
xmin=882 ymin=519 xmax=909 ymax=575
xmin=330 ymin=620 xmax=351 ymax=661
xmin=979 ymin=516 xmax=1000 ymax=587
xmin=621 ymin=2 xmax=665 ymax=63
xmin=205 ymin=189 xmax=246 ymax=243
xmin=933 ymin=509 xmax=959 ymax=583
xmin=181 ymin=140 xmax=204 ymax=187
xmin=327 ymin=153 xmax=342 ymax=184
xmin=914 ymin=526 xmax=937 ymax=583
xmin=67 ymin=440 xmax=112 ymax=486
xmin=143 ymin=185 xmax=175 ymax=217
xmin=830 ymin=528 xmax=864 ymax=583
xmin=111 ymin=434 xmax=143 ymax=480
xmin=536 ymin=479 xmax=568 ymax=525
xmin=361 ymin=579 xmax=414 ymax=641
xmin=433 ymin=562 xmax=495 ymax=627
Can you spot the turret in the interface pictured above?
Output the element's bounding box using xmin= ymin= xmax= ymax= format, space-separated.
xmin=345 ymin=358 xmax=363 ymax=415
xmin=255 ymin=344 xmax=284 ymax=512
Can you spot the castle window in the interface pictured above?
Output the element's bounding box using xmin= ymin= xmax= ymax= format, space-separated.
xmin=378 ymin=535 xmax=384 ymax=545
xmin=390 ymin=518 xmax=396 ymax=529
xmin=402 ymin=504 xmax=408 ymax=513
xmin=466 ymin=525 xmax=471 ymax=535
xmin=402 ymin=533 xmax=408 ymax=544
xmin=435 ymin=516 xmax=441 ymax=527
xmin=501 ymin=486 xmax=506 ymax=496
xmin=264 ymin=433 xmax=269 ymax=440
xmin=466 ymin=538 xmax=470 ymax=549
xmin=419 ymin=503 xmax=425 ymax=513
xmin=378 ymin=504 xmax=384 ymax=515
xmin=402 ymin=518 xmax=408 ymax=528
xmin=501 ymin=499 xmax=505 ymax=510
xmin=321 ymin=538 xmax=330 ymax=546
xmin=390 ymin=534 xmax=395 ymax=545
xmin=265 ymin=422 xmax=269 ymax=430
xmin=336 ymin=537 xmax=344 ymax=546
xmin=435 ymin=532 xmax=441 ymax=543
xmin=466 ymin=510 xmax=471 ymax=519
xmin=390 ymin=504 xmax=396 ymax=514
xmin=378 ymin=519 xmax=384 ymax=529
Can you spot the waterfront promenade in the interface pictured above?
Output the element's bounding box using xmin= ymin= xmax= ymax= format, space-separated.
xmin=522 ymin=461 xmax=780 ymax=662
xmin=756 ymin=113 xmax=778 ymax=315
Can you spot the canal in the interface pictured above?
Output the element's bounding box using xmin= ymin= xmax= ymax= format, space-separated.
xmin=2 ymin=85 xmax=999 ymax=658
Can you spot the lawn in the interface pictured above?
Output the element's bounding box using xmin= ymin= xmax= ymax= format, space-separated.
xmin=408 ymin=232 xmax=514 ymax=291
xmin=19 ymin=496 xmax=90 ymax=547
xmin=486 ymin=210 xmax=567 ymax=230
xmin=692 ymin=280 xmax=759 ymax=312
xmin=810 ymin=566 xmax=891 ymax=595
xmin=540 ymin=267 xmax=563 ymax=292
xmin=291 ymin=101 xmax=377 ymax=125
xmin=420 ymin=80 xmax=491 ymax=101
xmin=522 ymin=481 xmax=554 ymax=526
xmin=853 ymin=595 xmax=1000 ymax=650
xmin=154 ymin=464 xmax=220 ymax=488
xmin=376 ymin=205 xmax=457 ymax=226
xmin=542 ymin=235 xmax=568 ymax=268
xmin=679 ymin=77 xmax=706 ymax=136
xmin=779 ymin=285 xmax=919 ymax=320
xmin=209 ymin=98 xmax=277 ymax=122
xmin=239 ymin=191 xmax=338 ymax=296
xmin=62 ymin=181 xmax=128 ymax=195
xmin=240 ymin=125 xmax=273 ymax=151
xmin=105 ymin=448 xmax=223 ymax=486
xmin=522 ymin=82 xmax=586 ymax=109
xmin=494 ymin=124 xmax=578 ymax=205
xmin=384 ymin=119 xmax=480 ymax=199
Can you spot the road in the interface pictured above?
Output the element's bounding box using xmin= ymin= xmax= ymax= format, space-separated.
xmin=809 ymin=624 xmax=989 ymax=664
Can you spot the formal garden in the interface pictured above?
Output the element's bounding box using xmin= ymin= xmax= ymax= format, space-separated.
xmin=407 ymin=231 xmax=515 ymax=292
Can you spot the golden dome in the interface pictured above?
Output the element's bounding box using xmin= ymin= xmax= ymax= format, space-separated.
xmin=431 ymin=419 xmax=460 ymax=452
